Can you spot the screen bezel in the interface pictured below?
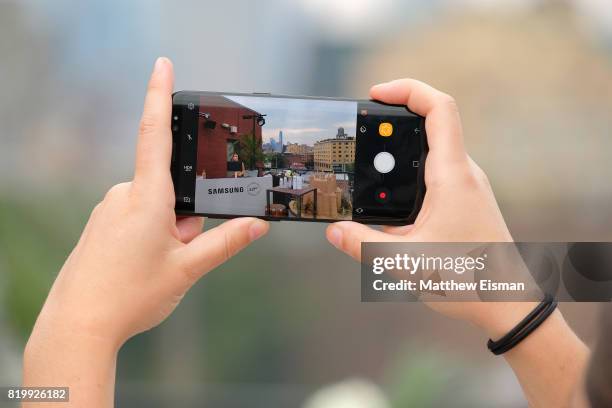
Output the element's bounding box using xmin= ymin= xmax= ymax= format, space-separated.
xmin=171 ymin=91 xmax=427 ymax=225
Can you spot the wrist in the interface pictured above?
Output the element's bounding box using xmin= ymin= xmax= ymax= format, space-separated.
xmin=24 ymin=317 xmax=119 ymax=407
xmin=25 ymin=324 xmax=120 ymax=367
xmin=470 ymin=301 xmax=542 ymax=341
xmin=26 ymin=308 xmax=123 ymax=364
xmin=33 ymin=294 xmax=128 ymax=350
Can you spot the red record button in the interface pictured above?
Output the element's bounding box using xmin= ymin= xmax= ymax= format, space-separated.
xmin=375 ymin=187 xmax=391 ymax=204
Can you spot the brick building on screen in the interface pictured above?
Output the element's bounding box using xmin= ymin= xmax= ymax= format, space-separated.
xmin=197 ymin=95 xmax=263 ymax=178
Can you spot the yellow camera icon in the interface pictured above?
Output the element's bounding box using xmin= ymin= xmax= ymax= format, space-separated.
xmin=378 ymin=122 xmax=393 ymax=137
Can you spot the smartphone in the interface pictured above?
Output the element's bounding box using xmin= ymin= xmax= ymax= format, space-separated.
xmin=171 ymin=91 xmax=427 ymax=225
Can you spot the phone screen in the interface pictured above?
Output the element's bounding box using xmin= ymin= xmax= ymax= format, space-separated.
xmin=172 ymin=92 xmax=426 ymax=224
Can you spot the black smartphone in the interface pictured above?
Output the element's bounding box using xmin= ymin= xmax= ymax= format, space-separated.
xmin=171 ymin=91 xmax=427 ymax=225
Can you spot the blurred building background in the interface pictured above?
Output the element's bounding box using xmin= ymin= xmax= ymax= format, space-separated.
xmin=1 ymin=0 xmax=611 ymax=407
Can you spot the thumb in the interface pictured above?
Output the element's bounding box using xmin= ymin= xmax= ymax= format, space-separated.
xmin=326 ymin=221 xmax=401 ymax=262
xmin=178 ymin=217 xmax=269 ymax=282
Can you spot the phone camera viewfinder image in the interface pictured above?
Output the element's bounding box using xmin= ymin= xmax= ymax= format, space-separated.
xmin=172 ymin=92 xmax=427 ymax=224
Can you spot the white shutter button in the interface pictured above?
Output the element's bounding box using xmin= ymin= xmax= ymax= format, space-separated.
xmin=373 ymin=151 xmax=395 ymax=174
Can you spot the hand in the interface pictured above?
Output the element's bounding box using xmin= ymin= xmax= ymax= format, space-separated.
xmin=325 ymin=79 xmax=531 ymax=335
xmin=23 ymin=57 xmax=270 ymax=407
xmin=326 ymin=80 xmax=590 ymax=408
xmin=27 ymin=57 xmax=269 ymax=352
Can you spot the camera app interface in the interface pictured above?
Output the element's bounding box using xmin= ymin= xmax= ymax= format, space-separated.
xmin=194 ymin=94 xmax=358 ymax=220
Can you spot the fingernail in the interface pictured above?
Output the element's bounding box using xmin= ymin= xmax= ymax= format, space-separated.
xmin=328 ymin=226 xmax=343 ymax=249
xmin=372 ymin=81 xmax=390 ymax=90
xmin=153 ymin=57 xmax=167 ymax=72
xmin=249 ymin=220 xmax=268 ymax=241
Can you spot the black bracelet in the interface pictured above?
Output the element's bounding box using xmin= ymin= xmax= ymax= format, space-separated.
xmin=487 ymin=294 xmax=557 ymax=355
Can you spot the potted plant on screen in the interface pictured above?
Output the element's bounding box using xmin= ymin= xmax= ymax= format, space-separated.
xmin=240 ymin=133 xmax=264 ymax=177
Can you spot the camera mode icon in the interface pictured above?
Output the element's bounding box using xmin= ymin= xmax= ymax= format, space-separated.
xmin=379 ymin=122 xmax=393 ymax=137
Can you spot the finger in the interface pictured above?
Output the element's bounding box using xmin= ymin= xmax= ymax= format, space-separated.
xmin=176 ymin=216 xmax=205 ymax=243
xmin=370 ymin=79 xmax=465 ymax=162
xmin=326 ymin=221 xmax=399 ymax=262
xmin=382 ymin=224 xmax=414 ymax=236
xmin=134 ymin=57 xmax=174 ymax=189
xmin=178 ymin=217 xmax=269 ymax=281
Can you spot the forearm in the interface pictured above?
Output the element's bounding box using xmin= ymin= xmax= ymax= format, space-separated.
xmin=22 ymin=323 xmax=119 ymax=408
xmin=480 ymin=305 xmax=589 ymax=408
